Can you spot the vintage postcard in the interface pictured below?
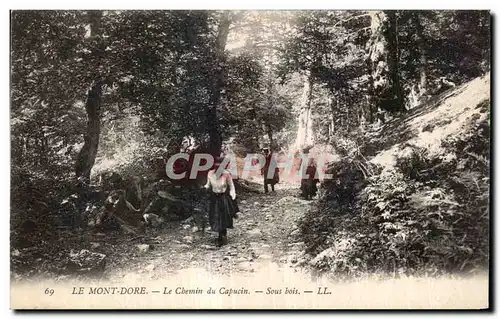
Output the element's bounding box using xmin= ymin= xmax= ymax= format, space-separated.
xmin=10 ymin=9 xmax=490 ymax=309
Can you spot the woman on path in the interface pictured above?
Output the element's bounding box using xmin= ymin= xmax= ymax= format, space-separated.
xmin=300 ymin=158 xmax=319 ymax=200
xmin=203 ymin=157 xmax=237 ymax=247
xmin=261 ymin=147 xmax=280 ymax=193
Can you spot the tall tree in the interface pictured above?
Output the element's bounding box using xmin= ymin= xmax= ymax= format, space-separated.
xmin=207 ymin=11 xmax=232 ymax=156
xmin=366 ymin=11 xmax=403 ymax=116
xmin=75 ymin=10 xmax=104 ymax=180
xmin=411 ymin=12 xmax=428 ymax=101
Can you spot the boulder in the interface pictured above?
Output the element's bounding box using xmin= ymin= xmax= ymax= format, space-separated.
xmin=67 ymin=249 xmax=106 ymax=273
xmin=183 ymin=236 xmax=194 ymax=244
xmin=136 ymin=244 xmax=150 ymax=253
xmin=248 ymin=229 xmax=262 ymax=238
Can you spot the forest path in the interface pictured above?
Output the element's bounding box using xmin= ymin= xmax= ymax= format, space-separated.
xmin=103 ymin=182 xmax=314 ymax=282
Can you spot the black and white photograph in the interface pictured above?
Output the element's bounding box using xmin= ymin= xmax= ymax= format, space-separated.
xmin=8 ymin=7 xmax=491 ymax=309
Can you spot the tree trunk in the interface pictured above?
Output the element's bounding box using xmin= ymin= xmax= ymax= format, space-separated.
xmin=207 ymin=11 xmax=231 ymax=157
xmin=360 ymin=94 xmax=373 ymax=125
xmin=366 ymin=10 xmax=403 ymax=114
xmin=75 ymin=11 xmax=104 ymax=180
xmin=412 ymin=12 xmax=427 ymax=99
xmin=294 ymin=69 xmax=314 ymax=151
xmin=329 ymin=97 xmax=337 ymax=138
xmin=265 ymin=122 xmax=274 ymax=150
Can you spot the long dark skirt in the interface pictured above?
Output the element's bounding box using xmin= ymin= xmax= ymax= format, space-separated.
xmin=300 ymin=178 xmax=318 ymax=199
xmin=209 ymin=192 xmax=236 ymax=233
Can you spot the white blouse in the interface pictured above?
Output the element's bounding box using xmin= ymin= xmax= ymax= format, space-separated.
xmin=204 ymin=169 xmax=236 ymax=199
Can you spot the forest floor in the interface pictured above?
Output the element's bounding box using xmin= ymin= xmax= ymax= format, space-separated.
xmin=81 ymin=180 xmax=315 ymax=283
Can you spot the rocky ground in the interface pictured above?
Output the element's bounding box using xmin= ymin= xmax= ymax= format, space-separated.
xmin=96 ymin=182 xmax=315 ymax=282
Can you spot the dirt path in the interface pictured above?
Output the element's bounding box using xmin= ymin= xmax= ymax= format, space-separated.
xmin=102 ymin=183 xmax=314 ymax=282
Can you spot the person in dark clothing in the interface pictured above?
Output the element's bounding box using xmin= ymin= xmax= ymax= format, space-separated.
xmin=203 ymin=157 xmax=237 ymax=247
xmin=261 ymin=148 xmax=279 ymax=193
xmin=300 ymin=158 xmax=319 ymax=200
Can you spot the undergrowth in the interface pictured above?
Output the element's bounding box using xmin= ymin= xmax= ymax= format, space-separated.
xmin=300 ymin=109 xmax=490 ymax=277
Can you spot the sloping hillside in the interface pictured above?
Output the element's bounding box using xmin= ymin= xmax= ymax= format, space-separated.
xmin=371 ymin=73 xmax=490 ymax=169
xmin=299 ymin=73 xmax=490 ymax=277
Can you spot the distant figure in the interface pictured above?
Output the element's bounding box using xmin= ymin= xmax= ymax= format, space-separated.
xmin=203 ymin=157 xmax=238 ymax=247
xmin=300 ymin=158 xmax=319 ymax=200
xmin=261 ymin=147 xmax=279 ymax=193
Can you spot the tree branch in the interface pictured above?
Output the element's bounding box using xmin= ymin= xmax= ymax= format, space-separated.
xmin=333 ymin=13 xmax=371 ymax=28
xmin=346 ymin=26 xmax=371 ymax=38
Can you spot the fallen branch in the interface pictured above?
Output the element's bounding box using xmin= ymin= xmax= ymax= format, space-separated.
xmin=112 ymin=215 xmax=140 ymax=235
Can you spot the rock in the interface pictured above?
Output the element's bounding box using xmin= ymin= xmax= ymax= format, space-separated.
xmin=55 ymin=275 xmax=70 ymax=282
xmin=249 ymin=242 xmax=260 ymax=249
xmin=143 ymin=213 xmax=164 ymax=227
xmin=241 ymin=200 xmax=248 ymax=204
xmin=253 ymin=201 xmax=259 ymax=206
xmin=11 ymin=249 xmax=20 ymax=257
xmin=182 ymin=216 xmax=194 ymax=223
xmin=136 ymin=244 xmax=150 ymax=253
xmin=182 ymin=224 xmax=191 ymax=230
xmin=179 ymin=244 xmax=191 ymax=249
xmin=191 ymin=226 xmax=199 ymax=233
xmin=183 ymin=236 xmax=194 ymax=244
xmin=201 ymin=244 xmax=217 ymax=250
xmin=90 ymin=242 xmax=101 ymax=249
xmin=422 ymin=123 xmax=435 ymax=133
xmin=277 ymin=196 xmax=307 ymax=206
xmin=261 ymin=244 xmax=271 ymax=248
xmin=248 ymin=229 xmax=262 ymax=237
xmin=68 ymin=249 xmax=106 ymax=272
xmin=290 ymin=229 xmax=300 ymax=237
xmin=237 ymin=261 xmax=253 ymax=271
xmin=292 ymin=224 xmax=298 ymax=230
xmin=145 ymin=264 xmax=155 ymax=272
xmin=296 ymin=257 xmax=308 ymax=266
xmin=223 ymin=256 xmax=231 ymax=261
